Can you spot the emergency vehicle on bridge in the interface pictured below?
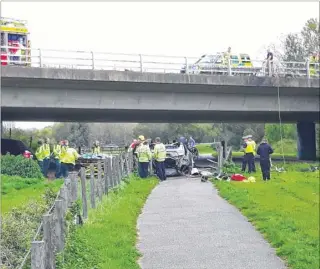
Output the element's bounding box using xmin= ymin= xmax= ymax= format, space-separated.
xmin=0 ymin=17 xmax=31 ymax=66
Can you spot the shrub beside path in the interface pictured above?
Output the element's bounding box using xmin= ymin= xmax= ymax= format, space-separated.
xmin=137 ymin=177 xmax=287 ymax=269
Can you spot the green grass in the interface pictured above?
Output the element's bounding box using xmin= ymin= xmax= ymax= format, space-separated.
xmin=1 ymin=175 xmax=63 ymax=214
xmin=213 ymin=163 xmax=319 ymax=269
xmin=196 ymin=144 xmax=297 ymax=158
xmin=57 ymin=176 xmax=158 ymax=269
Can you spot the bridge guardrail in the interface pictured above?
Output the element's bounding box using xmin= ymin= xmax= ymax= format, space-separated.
xmin=1 ymin=46 xmax=319 ymax=79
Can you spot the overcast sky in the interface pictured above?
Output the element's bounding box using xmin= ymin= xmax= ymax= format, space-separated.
xmin=2 ymin=1 xmax=319 ymax=130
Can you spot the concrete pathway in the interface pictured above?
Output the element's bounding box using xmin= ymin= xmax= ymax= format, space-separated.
xmin=137 ymin=177 xmax=287 ymax=269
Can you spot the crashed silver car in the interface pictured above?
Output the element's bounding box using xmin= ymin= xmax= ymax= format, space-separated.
xmin=152 ymin=142 xmax=194 ymax=177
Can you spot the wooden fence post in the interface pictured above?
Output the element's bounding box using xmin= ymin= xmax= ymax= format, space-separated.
xmin=31 ymin=241 xmax=45 ymax=269
xmin=97 ymin=161 xmax=103 ymax=201
xmin=43 ymin=214 xmax=55 ymax=269
xmin=149 ymin=161 xmax=153 ymax=177
xmin=58 ymin=186 xmax=68 ymax=215
xmin=120 ymin=153 xmax=124 ymax=178
xmin=116 ymin=155 xmax=121 ymax=185
xmin=70 ymin=172 xmax=78 ymax=203
xmin=64 ymin=177 xmax=72 ymax=207
xmin=54 ymin=200 xmax=64 ymax=252
xmin=104 ymin=158 xmax=109 ymax=194
xmin=80 ymin=167 xmax=88 ymax=219
xmin=112 ymin=156 xmax=118 ymax=186
xmin=90 ymin=163 xmax=96 ymax=209
xmin=125 ymin=153 xmax=130 ymax=176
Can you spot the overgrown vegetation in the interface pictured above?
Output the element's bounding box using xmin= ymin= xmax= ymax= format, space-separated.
xmin=1 ymin=155 xmax=43 ymax=179
xmin=56 ymin=176 xmax=158 ymax=269
xmin=1 ymin=175 xmax=63 ymax=213
xmin=1 ymin=183 xmax=62 ymax=268
xmin=213 ymin=163 xmax=320 ymax=269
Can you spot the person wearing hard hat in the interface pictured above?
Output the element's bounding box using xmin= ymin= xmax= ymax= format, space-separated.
xmin=60 ymin=140 xmax=80 ymax=179
xmin=247 ymin=135 xmax=257 ymax=172
xmin=257 ymin=138 xmax=274 ymax=181
xmin=241 ymin=136 xmax=249 ymax=172
xmin=35 ymin=139 xmax=45 ymax=175
xmin=136 ymin=137 xmax=152 ymax=178
xmin=92 ymin=141 xmax=101 ymax=154
xmin=42 ymin=138 xmax=51 ymax=178
xmin=153 ymin=137 xmax=167 ymax=181
xmin=53 ymin=140 xmax=63 ymax=178
xmin=242 ymin=135 xmax=255 ymax=173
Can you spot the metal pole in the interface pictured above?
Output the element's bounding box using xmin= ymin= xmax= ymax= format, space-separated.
xmin=268 ymin=60 xmax=272 ymax=77
xmin=184 ymin=57 xmax=188 ymax=74
xmin=227 ymin=58 xmax=232 ymax=76
xmin=39 ymin=49 xmax=43 ymax=67
xmin=91 ymin=51 xmax=95 ymax=70
xmin=139 ymin=54 xmax=143 ymax=72
xmin=306 ymin=58 xmax=310 ymax=79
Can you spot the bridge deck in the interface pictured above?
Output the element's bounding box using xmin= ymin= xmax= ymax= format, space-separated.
xmin=137 ymin=177 xmax=287 ymax=269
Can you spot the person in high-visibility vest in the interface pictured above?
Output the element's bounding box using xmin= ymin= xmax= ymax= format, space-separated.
xmin=137 ymin=138 xmax=152 ymax=178
xmin=247 ymin=135 xmax=256 ymax=172
xmin=92 ymin=141 xmax=101 ymax=154
xmin=153 ymin=137 xmax=167 ymax=181
xmin=35 ymin=139 xmax=45 ymax=175
xmin=42 ymin=138 xmax=51 ymax=178
xmin=60 ymin=140 xmax=80 ymax=178
xmin=53 ymin=141 xmax=62 ymax=178
xmin=242 ymin=135 xmax=256 ymax=173
xmin=241 ymin=136 xmax=249 ymax=172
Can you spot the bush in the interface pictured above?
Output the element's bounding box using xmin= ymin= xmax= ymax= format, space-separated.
xmin=1 ymin=187 xmax=58 ymax=269
xmin=273 ymin=139 xmax=297 ymax=155
xmin=1 ymin=154 xmax=43 ymax=179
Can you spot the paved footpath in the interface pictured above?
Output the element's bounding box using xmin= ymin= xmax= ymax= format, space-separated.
xmin=137 ymin=177 xmax=287 ymax=269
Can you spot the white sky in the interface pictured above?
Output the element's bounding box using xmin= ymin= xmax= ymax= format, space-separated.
xmin=2 ymin=1 xmax=319 ymax=130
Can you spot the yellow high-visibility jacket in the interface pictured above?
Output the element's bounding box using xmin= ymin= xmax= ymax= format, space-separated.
xmin=245 ymin=140 xmax=256 ymax=154
xmin=60 ymin=147 xmax=80 ymax=165
xmin=137 ymin=144 xmax=152 ymax=162
xmin=153 ymin=143 xmax=166 ymax=162
xmin=92 ymin=146 xmax=101 ymax=154
xmin=43 ymin=143 xmax=51 ymax=159
xmin=53 ymin=144 xmax=62 ymax=159
xmin=35 ymin=145 xmax=45 ymax=161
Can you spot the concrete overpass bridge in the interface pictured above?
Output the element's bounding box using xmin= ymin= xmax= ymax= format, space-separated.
xmin=1 ymin=66 xmax=319 ymax=160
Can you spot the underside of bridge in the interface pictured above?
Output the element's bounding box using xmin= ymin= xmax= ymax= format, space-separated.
xmin=2 ymin=108 xmax=318 ymax=161
xmin=1 ymin=107 xmax=319 ymax=123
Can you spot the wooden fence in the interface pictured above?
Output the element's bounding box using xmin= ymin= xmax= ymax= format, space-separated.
xmin=30 ymin=152 xmax=134 ymax=269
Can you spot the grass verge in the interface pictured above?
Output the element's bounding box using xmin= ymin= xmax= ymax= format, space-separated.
xmin=57 ymin=175 xmax=158 ymax=269
xmin=213 ymin=163 xmax=319 ymax=269
xmin=196 ymin=144 xmax=297 ymax=158
xmin=1 ymin=175 xmax=63 ymax=214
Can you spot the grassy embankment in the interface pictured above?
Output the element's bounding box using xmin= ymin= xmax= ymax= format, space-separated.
xmin=213 ymin=163 xmax=319 ymax=269
xmin=196 ymin=144 xmax=297 ymax=158
xmin=57 ymin=176 xmax=158 ymax=269
xmin=1 ymin=175 xmax=63 ymax=214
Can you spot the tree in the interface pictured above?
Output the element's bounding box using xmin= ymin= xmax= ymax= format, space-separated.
xmin=281 ymin=18 xmax=319 ymax=62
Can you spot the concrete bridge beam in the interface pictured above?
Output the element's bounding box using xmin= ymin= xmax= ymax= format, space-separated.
xmin=297 ymin=121 xmax=317 ymax=161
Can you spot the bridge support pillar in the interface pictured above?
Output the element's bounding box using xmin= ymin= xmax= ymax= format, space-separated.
xmin=297 ymin=121 xmax=316 ymax=161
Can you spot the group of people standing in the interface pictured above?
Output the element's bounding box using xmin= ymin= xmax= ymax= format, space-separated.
xmin=35 ymin=138 xmax=79 ymax=179
xmin=241 ymin=135 xmax=274 ymax=181
xmin=129 ymin=135 xmax=167 ymax=181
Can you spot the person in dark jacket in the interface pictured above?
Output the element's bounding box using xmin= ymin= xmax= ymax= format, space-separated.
xmin=257 ymin=138 xmax=274 ymax=181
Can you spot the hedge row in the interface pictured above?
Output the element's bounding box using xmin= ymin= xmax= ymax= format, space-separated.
xmin=1 ymin=154 xmax=43 ymax=179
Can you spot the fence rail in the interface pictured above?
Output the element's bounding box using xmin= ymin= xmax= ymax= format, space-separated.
xmin=19 ymin=152 xmax=134 ymax=269
xmin=1 ymin=46 xmax=319 ymax=78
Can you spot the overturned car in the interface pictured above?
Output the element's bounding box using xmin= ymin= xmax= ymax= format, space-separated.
xmin=152 ymin=142 xmax=194 ymax=177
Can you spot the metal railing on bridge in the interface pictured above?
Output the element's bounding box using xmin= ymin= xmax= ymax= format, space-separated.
xmin=1 ymin=46 xmax=319 ymax=79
